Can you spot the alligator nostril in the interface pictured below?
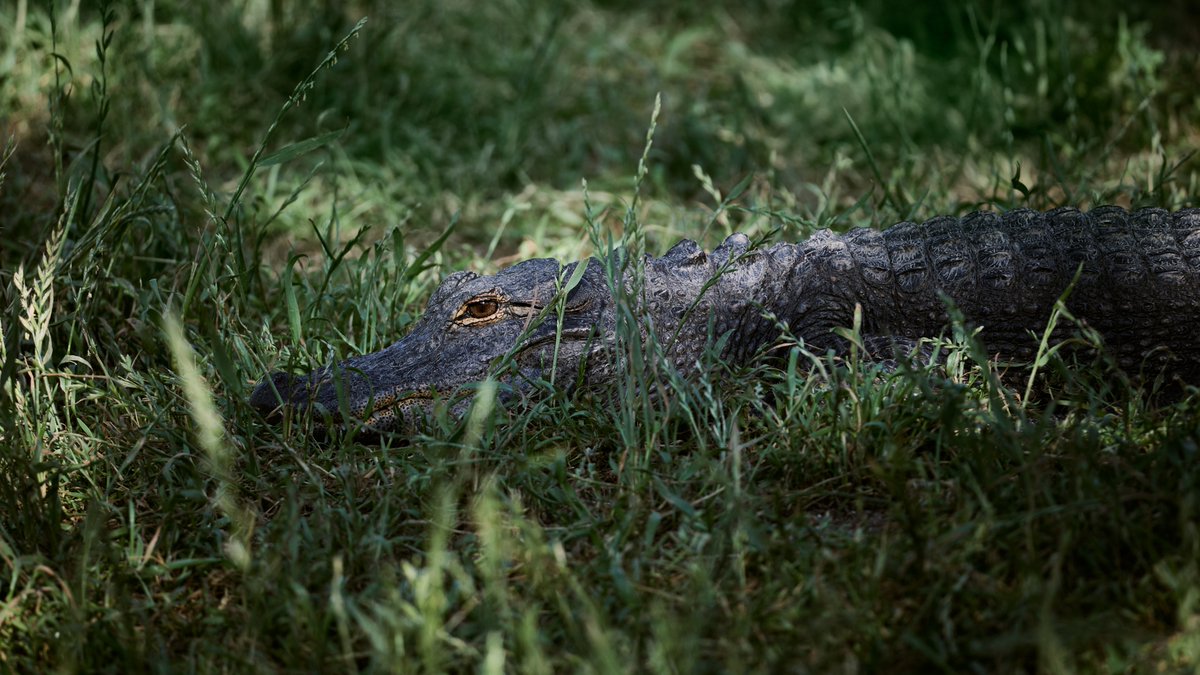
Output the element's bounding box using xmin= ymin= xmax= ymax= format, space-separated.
xmin=249 ymin=371 xmax=305 ymax=416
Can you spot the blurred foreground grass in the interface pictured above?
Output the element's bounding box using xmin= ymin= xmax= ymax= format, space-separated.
xmin=1 ymin=0 xmax=1199 ymax=671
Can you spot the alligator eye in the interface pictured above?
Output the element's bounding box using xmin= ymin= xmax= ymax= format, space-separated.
xmin=464 ymin=299 xmax=499 ymax=319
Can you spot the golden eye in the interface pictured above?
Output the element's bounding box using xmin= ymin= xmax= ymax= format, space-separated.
xmin=464 ymin=299 xmax=499 ymax=320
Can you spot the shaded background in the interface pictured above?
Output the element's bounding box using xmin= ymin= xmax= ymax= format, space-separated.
xmin=4 ymin=0 xmax=1197 ymax=262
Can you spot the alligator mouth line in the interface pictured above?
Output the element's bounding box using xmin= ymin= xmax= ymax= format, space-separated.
xmin=361 ymin=390 xmax=437 ymax=414
xmin=261 ymin=381 xmax=441 ymax=424
xmin=359 ymin=391 xmax=440 ymax=429
xmin=356 ymin=329 xmax=600 ymax=429
xmin=314 ymin=390 xmax=462 ymax=431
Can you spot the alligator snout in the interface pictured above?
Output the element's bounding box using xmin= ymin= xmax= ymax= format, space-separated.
xmin=248 ymin=371 xmax=310 ymax=419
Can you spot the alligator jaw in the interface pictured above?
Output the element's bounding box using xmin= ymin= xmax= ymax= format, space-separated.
xmin=248 ymin=371 xmax=448 ymax=431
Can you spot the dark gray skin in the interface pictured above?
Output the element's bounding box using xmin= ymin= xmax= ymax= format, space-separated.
xmin=250 ymin=206 xmax=1200 ymax=430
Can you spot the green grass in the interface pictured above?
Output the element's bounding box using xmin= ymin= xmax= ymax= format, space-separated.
xmin=2 ymin=0 xmax=1199 ymax=671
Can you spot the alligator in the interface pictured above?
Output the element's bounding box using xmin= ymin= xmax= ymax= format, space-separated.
xmin=249 ymin=206 xmax=1200 ymax=431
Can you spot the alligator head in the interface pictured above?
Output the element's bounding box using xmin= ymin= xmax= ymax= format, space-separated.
xmin=249 ymin=257 xmax=614 ymax=431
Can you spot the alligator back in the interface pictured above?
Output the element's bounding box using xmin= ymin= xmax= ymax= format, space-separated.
xmin=766 ymin=206 xmax=1200 ymax=378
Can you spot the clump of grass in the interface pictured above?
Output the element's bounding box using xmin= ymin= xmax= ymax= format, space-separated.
xmin=1 ymin=0 xmax=1199 ymax=672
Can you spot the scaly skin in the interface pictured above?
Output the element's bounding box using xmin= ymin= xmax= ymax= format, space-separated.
xmin=250 ymin=206 xmax=1200 ymax=430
